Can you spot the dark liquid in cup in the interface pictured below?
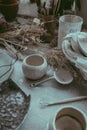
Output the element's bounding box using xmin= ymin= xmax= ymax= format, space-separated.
xmin=26 ymin=55 xmax=44 ymax=66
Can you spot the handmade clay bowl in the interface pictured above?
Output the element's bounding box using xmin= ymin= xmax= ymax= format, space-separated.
xmin=48 ymin=106 xmax=86 ymax=130
xmin=22 ymin=54 xmax=48 ymax=80
xmin=0 ymin=1 xmax=19 ymax=22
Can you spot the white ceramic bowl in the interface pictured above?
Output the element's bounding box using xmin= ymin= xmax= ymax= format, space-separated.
xmin=22 ymin=54 xmax=48 ymax=80
xmin=48 ymin=106 xmax=86 ymax=130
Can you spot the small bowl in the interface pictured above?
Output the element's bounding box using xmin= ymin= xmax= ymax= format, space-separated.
xmin=48 ymin=106 xmax=86 ymax=130
xmin=22 ymin=54 xmax=48 ymax=80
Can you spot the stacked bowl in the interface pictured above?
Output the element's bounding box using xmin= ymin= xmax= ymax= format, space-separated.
xmin=62 ymin=32 xmax=87 ymax=80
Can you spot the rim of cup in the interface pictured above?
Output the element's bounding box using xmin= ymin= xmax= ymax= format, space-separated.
xmin=23 ymin=54 xmax=47 ymax=68
xmin=51 ymin=106 xmax=86 ymax=130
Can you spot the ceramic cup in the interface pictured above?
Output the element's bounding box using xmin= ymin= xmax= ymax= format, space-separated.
xmin=22 ymin=54 xmax=48 ymax=80
xmin=48 ymin=106 xmax=86 ymax=130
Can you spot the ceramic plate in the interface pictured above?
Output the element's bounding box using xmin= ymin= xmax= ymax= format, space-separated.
xmin=78 ymin=33 xmax=87 ymax=56
xmin=64 ymin=32 xmax=80 ymax=53
xmin=62 ymin=40 xmax=76 ymax=64
xmin=0 ymin=49 xmax=13 ymax=83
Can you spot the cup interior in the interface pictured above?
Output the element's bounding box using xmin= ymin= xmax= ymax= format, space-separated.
xmin=54 ymin=107 xmax=86 ymax=130
xmin=26 ymin=54 xmax=44 ymax=66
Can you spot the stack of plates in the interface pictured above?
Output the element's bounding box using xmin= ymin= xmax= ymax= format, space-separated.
xmin=62 ymin=32 xmax=87 ymax=80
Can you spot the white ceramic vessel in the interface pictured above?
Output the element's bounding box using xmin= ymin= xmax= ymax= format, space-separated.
xmin=22 ymin=54 xmax=48 ymax=80
xmin=48 ymin=106 xmax=86 ymax=130
xmin=78 ymin=32 xmax=87 ymax=56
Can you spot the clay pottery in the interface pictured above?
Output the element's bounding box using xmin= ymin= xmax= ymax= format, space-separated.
xmin=0 ymin=0 xmax=18 ymax=4
xmin=22 ymin=54 xmax=48 ymax=80
xmin=0 ymin=1 xmax=19 ymax=22
xmin=48 ymin=106 xmax=86 ymax=130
